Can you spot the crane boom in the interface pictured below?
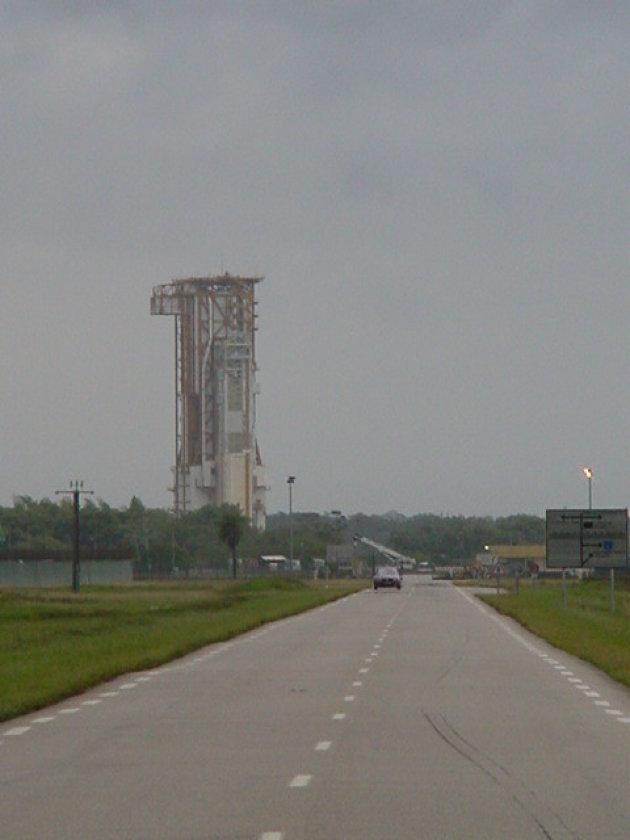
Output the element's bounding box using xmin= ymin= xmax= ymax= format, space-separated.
xmin=352 ymin=534 xmax=415 ymax=569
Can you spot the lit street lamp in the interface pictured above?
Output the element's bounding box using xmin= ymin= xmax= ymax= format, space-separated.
xmin=583 ymin=467 xmax=593 ymax=510
xmin=287 ymin=475 xmax=295 ymax=573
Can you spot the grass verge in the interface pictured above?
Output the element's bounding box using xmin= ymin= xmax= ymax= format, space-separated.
xmin=0 ymin=578 xmax=366 ymax=721
xmin=481 ymin=577 xmax=630 ymax=687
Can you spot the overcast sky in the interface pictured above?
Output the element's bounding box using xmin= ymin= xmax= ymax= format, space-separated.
xmin=2 ymin=3 xmax=630 ymax=518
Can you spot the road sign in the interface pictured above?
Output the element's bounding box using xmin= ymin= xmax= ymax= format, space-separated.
xmin=546 ymin=509 xmax=628 ymax=569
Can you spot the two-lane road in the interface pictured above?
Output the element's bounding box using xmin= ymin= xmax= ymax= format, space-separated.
xmin=2 ymin=578 xmax=630 ymax=838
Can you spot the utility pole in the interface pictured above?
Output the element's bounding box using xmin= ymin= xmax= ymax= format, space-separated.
xmin=287 ymin=475 xmax=295 ymax=574
xmin=55 ymin=480 xmax=94 ymax=593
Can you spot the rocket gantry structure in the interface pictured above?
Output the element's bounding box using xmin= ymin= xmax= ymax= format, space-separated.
xmin=151 ymin=273 xmax=267 ymax=528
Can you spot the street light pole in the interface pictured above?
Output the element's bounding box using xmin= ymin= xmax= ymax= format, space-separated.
xmin=583 ymin=467 xmax=593 ymax=510
xmin=287 ymin=475 xmax=295 ymax=574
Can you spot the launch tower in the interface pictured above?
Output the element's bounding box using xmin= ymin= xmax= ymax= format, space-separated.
xmin=150 ymin=273 xmax=267 ymax=528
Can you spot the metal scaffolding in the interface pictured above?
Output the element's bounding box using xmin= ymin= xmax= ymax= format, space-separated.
xmin=151 ymin=273 xmax=267 ymax=528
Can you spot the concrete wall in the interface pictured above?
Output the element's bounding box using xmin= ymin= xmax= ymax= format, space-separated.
xmin=0 ymin=559 xmax=133 ymax=587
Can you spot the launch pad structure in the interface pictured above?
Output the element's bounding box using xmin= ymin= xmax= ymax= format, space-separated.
xmin=150 ymin=273 xmax=267 ymax=528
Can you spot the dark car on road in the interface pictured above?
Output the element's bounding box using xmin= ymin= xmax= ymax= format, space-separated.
xmin=373 ymin=566 xmax=402 ymax=590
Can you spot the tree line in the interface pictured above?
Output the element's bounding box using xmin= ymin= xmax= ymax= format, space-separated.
xmin=0 ymin=496 xmax=544 ymax=574
xmin=0 ymin=496 xmax=345 ymax=575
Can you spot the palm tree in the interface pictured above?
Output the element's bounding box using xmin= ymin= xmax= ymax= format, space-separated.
xmin=218 ymin=506 xmax=246 ymax=578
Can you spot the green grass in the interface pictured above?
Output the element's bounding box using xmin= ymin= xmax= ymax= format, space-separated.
xmin=481 ymin=577 xmax=630 ymax=686
xmin=0 ymin=578 xmax=367 ymax=721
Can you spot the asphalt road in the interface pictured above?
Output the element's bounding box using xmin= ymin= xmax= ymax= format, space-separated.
xmin=3 ymin=578 xmax=630 ymax=839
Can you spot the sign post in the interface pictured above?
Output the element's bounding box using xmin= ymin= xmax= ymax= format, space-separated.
xmin=546 ymin=509 xmax=628 ymax=613
xmin=546 ymin=509 xmax=628 ymax=570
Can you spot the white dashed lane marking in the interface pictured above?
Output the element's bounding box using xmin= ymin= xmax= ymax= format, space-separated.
xmin=4 ymin=593 xmax=388 ymax=840
xmin=258 ymin=602 xmax=401 ymax=840
xmin=457 ymin=586 xmax=630 ymax=728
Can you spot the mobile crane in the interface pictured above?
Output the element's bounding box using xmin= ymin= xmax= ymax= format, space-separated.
xmin=352 ymin=534 xmax=415 ymax=574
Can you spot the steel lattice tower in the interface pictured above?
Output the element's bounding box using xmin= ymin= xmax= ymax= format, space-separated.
xmin=151 ymin=273 xmax=267 ymax=528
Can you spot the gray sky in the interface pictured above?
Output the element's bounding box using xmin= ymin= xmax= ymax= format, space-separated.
xmin=2 ymin=3 xmax=630 ymax=517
